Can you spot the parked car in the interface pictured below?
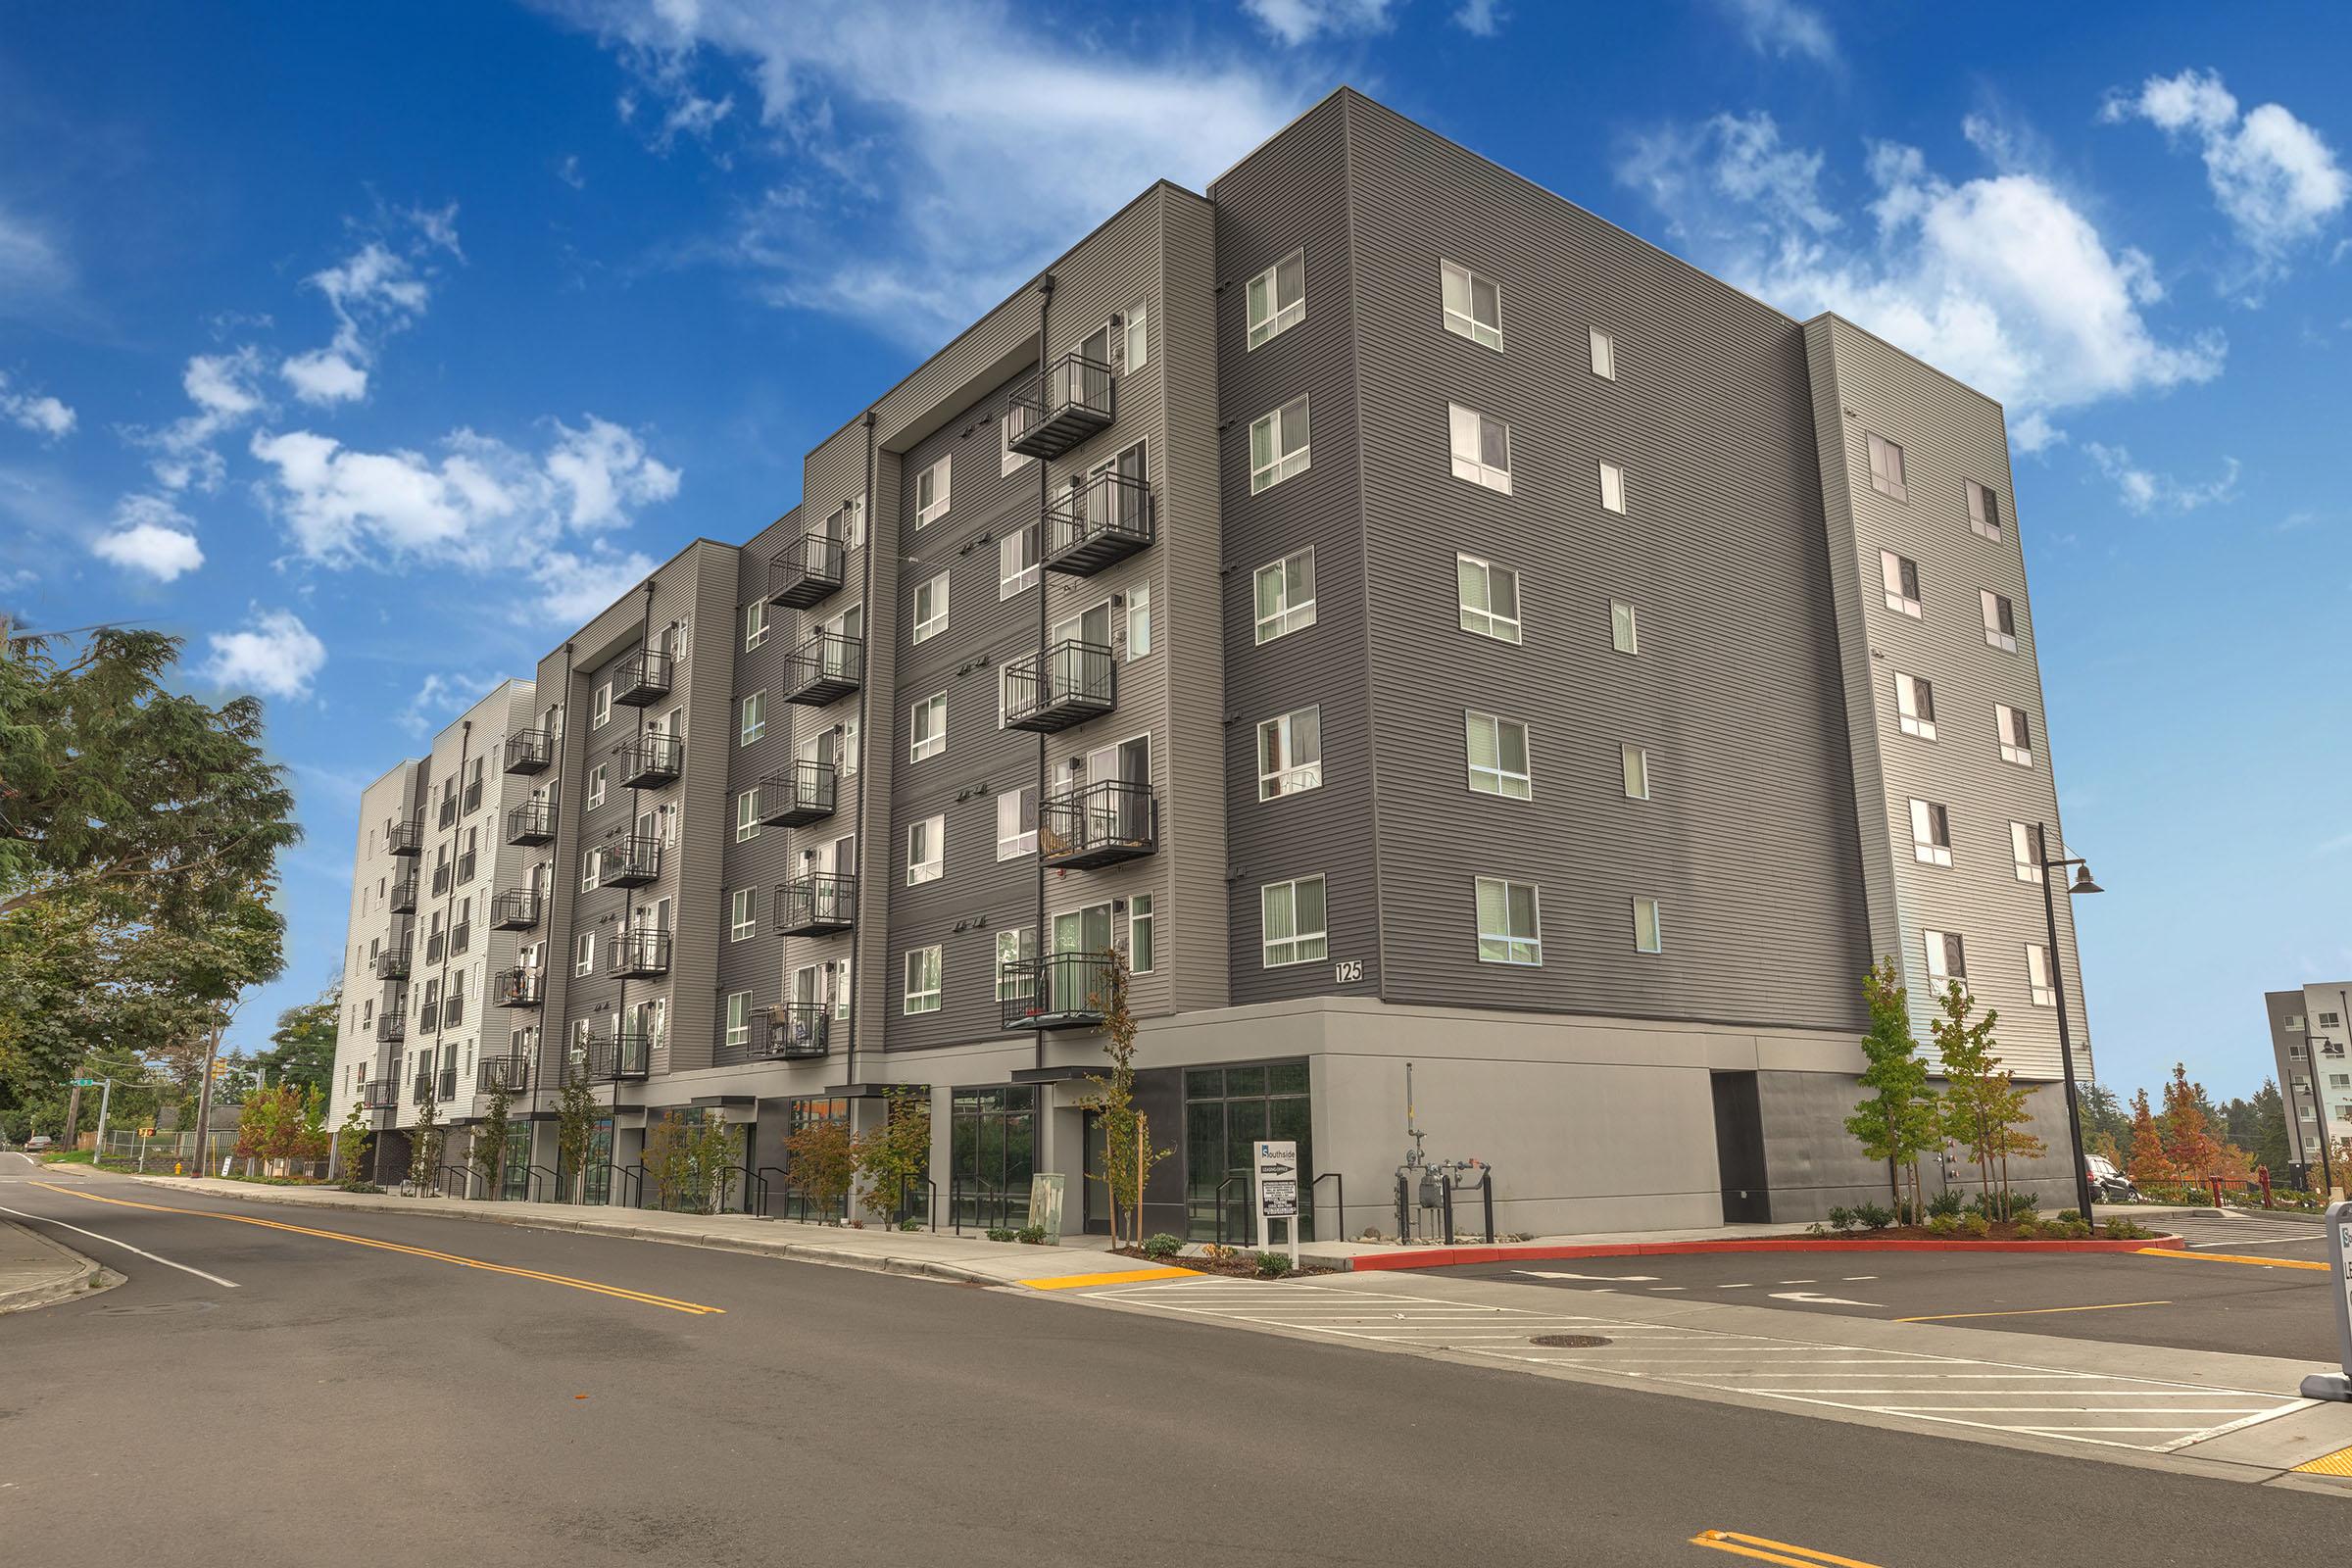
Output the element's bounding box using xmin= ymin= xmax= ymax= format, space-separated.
xmin=24 ymin=1135 xmax=54 ymax=1152
xmin=2086 ymin=1152 xmax=2139 ymax=1202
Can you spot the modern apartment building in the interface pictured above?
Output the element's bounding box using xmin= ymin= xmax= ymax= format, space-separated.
xmin=329 ymin=88 xmax=2091 ymax=1233
xmin=2263 ymin=984 xmax=2352 ymax=1174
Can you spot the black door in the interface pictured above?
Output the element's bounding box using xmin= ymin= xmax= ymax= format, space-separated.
xmin=1710 ymin=1072 xmax=1771 ymax=1223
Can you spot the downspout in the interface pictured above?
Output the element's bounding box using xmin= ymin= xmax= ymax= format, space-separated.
xmin=540 ymin=641 xmax=574 ymax=1120
xmin=1033 ymin=275 xmax=1054 ymax=1074
xmin=848 ymin=409 xmax=877 ymax=1086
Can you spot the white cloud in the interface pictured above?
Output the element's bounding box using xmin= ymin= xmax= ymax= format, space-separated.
xmin=278 ymin=216 xmax=458 ymax=405
xmin=2082 ymin=442 xmax=2239 ymax=514
xmin=143 ymin=347 xmax=267 ymax=492
xmin=279 ymin=349 xmax=369 ymax=405
xmin=398 ymin=672 xmax=480 ymax=735
xmin=202 ymin=608 xmax=326 ymax=700
xmin=0 ymin=371 xmax=74 ymax=440
xmin=247 ymin=414 xmax=679 ymax=621
xmin=1717 ymin=0 xmax=1837 ymax=65
xmin=1241 ymin=0 xmax=1395 ymax=45
xmin=1616 ymin=111 xmax=2224 ymax=425
xmin=557 ymin=154 xmax=586 ymax=189
xmin=91 ymin=495 xmax=205 ymax=581
xmin=1452 ymin=0 xmax=1503 ymax=36
xmin=0 ymin=205 xmax=71 ymax=307
xmin=2104 ymin=69 xmax=2347 ymax=281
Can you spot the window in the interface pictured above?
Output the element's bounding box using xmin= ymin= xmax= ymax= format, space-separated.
xmin=578 ymin=848 xmax=600 ymax=893
xmin=909 ymin=693 xmax=947 ymax=761
xmin=1249 ymin=397 xmax=1311 ymax=493
xmin=903 ymin=947 xmax=942 ymax=1014
xmin=1621 ymin=744 xmax=1651 ymax=801
xmin=592 ymin=682 xmax=612 ymax=728
xmin=1923 ymin=928 xmax=1967 ymax=990
xmin=1867 ymin=432 xmax=1908 ymax=501
xmin=1256 ymin=707 xmax=1322 ymax=801
xmin=1968 ymin=479 xmax=2002 ymax=540
xmin=587 ymin=763 xmax=607 ymax=810
xmin=1909 ymin=799 xmax=1953 ymax=866
xmin=729 ymin=888 xmax=756 ymax=942
xmin=2011 ymin=822 xmax=2044 ymax=883
xmin=996 ymin=788 xmax=1036 ymax=859
xmin=1980 ymin=590 xmax=2018 ymax=653
xmin=573 ymin=932 xmax=595 ymax=977
xmin=1894 ymin=671 xmax=1936 ymax=741
xmin=1440 ymin=259 xmax=1502 ymax=351
xmin=912 ymin=571 xmax=949 ymax=644
xmin=906 ymin=814 xmax=944 ymax=885
xmin=1472 ymin=876 xmax=1543 ymax=965
xmin=1881 ymin=551 xmax=1921 ymax=616
xmin=1610 ymin=599 xmax=1639 ymax=656
xmin=1254 ymin=549 xmax=1316 ymax=644
xmin=1448 ymin=404 xmax=1512 ymax=493
xmin=1122 ymin=303 xmax=1149 ymax=372
xmin=1246 ymin=249 xmax=1305 ymax=349
xmin=1466 ymin=712 xmax=1532 ymax=800
xmin=1996 ymin=704 xmax=2034 ymax=766
xmin=1000 ymin=409 xmax=1034 ymax=475
xmin=740 ymin=691 xmax=767 ymax=746
xmin=1456 ymin=554 xmax=1522 ymax=644
xmin=743 ymin=599 xmax=768 ymax=652
xmin=1260 ymin=875 xmax=1328 ymax=966
xmin=999 ymin=523 xmax=1039 ymax=599
xmin=1129 ymin=893 xmax=1154 ymax=974
xmin=2326 ymin=1011 xmax=2344 ymax=1029
xmin=1127 ymin=584 xmax=1152 ymax=659
xmin=995 ymin=928 xmax=1035 ymax=1002
xmin=724 ymin=993 xmax=751 ymax=1051
xmin=2026 ymin=944 xmax=2055 ymax=1007
xmin=1589 ymin=326 xmax=1617 ymax=379
xmin=735 ymin=790 xmax=760 ymax=844
xmin=914 ymin=455 xmax=951 ymax=529
xmin=1633 ymin=898 xmax=1664 ymax=955
xmin=1597 ymin=461 xmax=1626 ymax=514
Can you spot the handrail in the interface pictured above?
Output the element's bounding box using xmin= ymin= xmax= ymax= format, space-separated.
xmin=897 ymin=1174 xmax=939 ymax=1231
xmin=522 ymin=1162 xmax=559 ymax=1203
xmin=620 ymin=1161 xmax=647 ymax=1210
xmin=1214 ymin=1167 xmax=1251 ymax=1249
xmin=435 ymin=1162 xmax=476 ymax=1200
xmin=1312 ymin=1170 xmax=1344 ymax=1245
xmin=714 ymin=1162 xmax=766 ymax=1216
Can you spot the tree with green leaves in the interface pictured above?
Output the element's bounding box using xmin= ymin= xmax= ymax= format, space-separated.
xmin=2252 ymin=1080 xmax=2292 ymax=1180
xmin=644 ymin=1110 xmax=737 ymax=1214
xmin=256 ymin=982 xmax=340 ymax=1098
xmin=408 ymin=1092 xmax=444 ymax=1193
xmin=1074 ymin=950 xmax=1168 ymax=1249
xmin=782 ymin=1115 xmax=856 ymax=1223
xmin=333 ymin=1099 xmax=373 ymax=1186
xmin=2075 ymin=1081 xmax=2129 ymax=1159
xmin=854 ymin=1087 xmax=932 ymax=1225
xmin=1845 ymin=957 xmax=1939 ymax=1220
xmin=555 ymin=1058 xmax=602 ymax=1203
xmin=471 ymin=1073 xmax=514 ymax=1200
xmin=1931 ymin=980 xmax=2027 ymax=1211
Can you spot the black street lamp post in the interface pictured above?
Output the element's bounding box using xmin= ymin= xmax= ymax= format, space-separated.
xmin=2035 ymin=820 xmax=2102 ymax=1225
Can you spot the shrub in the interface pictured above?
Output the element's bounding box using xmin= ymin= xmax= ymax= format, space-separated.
xmin=1927 ymin=1189 xmax=1965 ymax=1219
xmin=1805 ymin=1223 xmax=1830 ymax=1238
xmin=1926 ymin=1213 xmax=1960 ymax=1237
xmin=2057 ymin=1219 xmax=2091 ymax=1239
xmin=1967 ymin=1190 xmax=2039 ymax=1223
xmin=1826 ymin=1205 xmax=1856 ymax=1235
xmin=1854 ymin=1201 xmax=1894 ymax=1231
xmin=1015 ymin=1225 xmax=1050 ymax=1246
xmin=337 ymin=1180 xmax=383 ymax=1195
xmin=898 ymin=1217 xmax=922 ymax=1232
xmin=2101 ymin=1218 xmax=2154 ymax=1241
xmin=2014 ymin=1218 xmax=2039 ymax=1239
xmin=2054 ymin=1208 xmax=2082 ymax=1225
xmin=1252 ymin=1250 xmax=1293 ymax=1278
xmin=985 ymin=1227 xmax=1018 ymax=1243
xmin=1140 ymin=1233 xmax=1186 ymax=1260
xmin=1962 ymin=1214 xmax=1992 ymax=1239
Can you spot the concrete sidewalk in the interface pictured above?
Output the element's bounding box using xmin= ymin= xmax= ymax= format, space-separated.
xmin=0 ymin=1216 xmax=115 ymax=1312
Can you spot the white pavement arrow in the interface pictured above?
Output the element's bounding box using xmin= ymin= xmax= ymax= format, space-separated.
xmin=1768 ymin=1291 xmax=1883 ymax=1307
xmin=1516 ymin=1269 xmax=1660 ymax=1283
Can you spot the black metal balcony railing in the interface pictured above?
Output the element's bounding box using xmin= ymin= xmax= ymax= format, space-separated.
xmin=389 ymin=876 xmax=418 ymax=914
xmin=575 ymin=1031 xmax=652 ymax=1083
xmin=418 ymin=1001 xmax=441 ymax=1033
xmin=414 ymin=1072 xmax=435 ymax=1104
xmin=360 ymin=1079 xmax=398 ymax=1110
xmin=610 ymin=928 xmax=672 ymax=978
xmin=612 ymin=649 xmax=674 ymax=707
xmin=768 ymin=530 xmax=846 ymax=610
xmin=1005 ymin=352 xmax=1115 ymax=460
xmin=438 ymin=1067 xmax=458 ymax=1102
xmin=507 ymin=801 xmax=555 ymax=846
xmin=493 ymin=967 xmax=544 ymax=1007
xmin=376 ymin=1010 xmax=406 ymax=1044
xmin=490 ymin=890 xmax=541 ymax=930
xmin=1044 ymin=469 xmax=1153 ymax=576
xmin=760 ymin=1004 xmax=830 ymax=1060
xmin=776 ymin=873 xmax=857 ymax=936
xmin=504 ymin=727 xmax=554 ymax=774
xmin=374 ymin=945 xmax=412 ymax=981
xmin=615 ymin=730 xmax=683 ymax=790
xmin=1040 ymin=779 xmax=1158 ymax=869
xmin=1002 ymin=641 xmax=1116 ymax=732
xmin=601 ymin=834 xmax=662 ymax=887
xmin=759 ymin=759 xmax=837 ymax=827
xmin=477 ymin=1054 xmax=530 ymax=1094
xmin=425 ymin=932 xmax=447 ymax=966
xmin=385 ymin=817 xmax=423 ymax=856
xmin=783 ymin=632 xmax=863 ymax=707
xmin=1000 ymin=951 xmax=1116 ymax=1031
xmin=449 ymin=921 xmax=471 ymax=957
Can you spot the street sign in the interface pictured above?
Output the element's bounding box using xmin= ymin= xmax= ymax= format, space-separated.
xmin=2302 ymin=1200 xmax=2352 ymax=1402
xmin=70 ymin=1078 xmax=99 ymax=1088
xmin=1256 ymin=1140 xmax=1298 ymax=1217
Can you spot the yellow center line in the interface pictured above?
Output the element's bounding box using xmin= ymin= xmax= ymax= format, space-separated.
xmin=1690 ymin=1529 xmax=1883 ymax=1568
xmin=2133 ymin=1247 xmax=2329 ymax=1272
xmin=1894 ymin=1298 xmax=2172 ymax=1324
xmin=29 ymin=1182 xmax=724 ymax=1315
xmin=1022 ymin=1266 xmax=1199 ymax=1291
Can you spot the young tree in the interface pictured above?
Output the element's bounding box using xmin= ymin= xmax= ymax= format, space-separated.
xmin=2125 ymin=1087 xmax=2177 ymax=1186
xmin=333 ymin=1099 xmax=373 ymax=1185
xmin=1931 ymin=980 xmax=2029 ymax=1211
xmin=555 ymin=1061 xmax=602 ymax=1203
xmin=1845 ymin=957 xmax=1939 ymax=1218
xmin=408 ymin=1093 xmax=444 ymax=1193
xmin=853 ymin=1087 xmax=932 ymax=1224
xmin=782 ymin=1115 xmax=856 ymax=1223
xmin=2158 ymin=1063 xmax=2238 ymax=1187
xmin=471 ymin=1074 xmax=514 ymax=1200
xmin=643 ymin=1111 xmax=737 ymax=1214
xmin=1074 ymin=950 xmax=1170 ymax=1249
xmin=2252 ymin=1080 xmax=2292 ymax=1181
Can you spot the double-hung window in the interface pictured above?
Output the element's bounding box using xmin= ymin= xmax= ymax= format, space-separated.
xmin=1260 ymin=875 xmax=1328 ymax=967
xmin=1250 ymin=397 xmax=1311 ymax=493
xmin=2026 ymin=944 xmax=2055 ymax=1006
xmin=999 ymin=523 xmax=1039 ymax=599
xmin=1589 ymin=326 xmax=1617 ymax=379
xmin=995 ymin=928 xmax=1035 ymax=1003
xmin=1256 ymin=707 xmax=1322 ymax=800
xmin=2010 ymin=822 xmax=2044 ymax=883
xmin=578 ymin=848 xmax=600 ymax=893
xmin=1968 ymin=480 xmax=2003 ymax=541
xmin=1440 ymin=259 xmax=1502 ymax=350
xmin=573 ymin=932 xmax=595 ymax=977
xmin=1475 ymin=876 xmax=1542 ymax=965
xmin=724 ymin=993 xmax=751 ymax=1051
xmin=587 ymin=763 xmax=607 ymax=810
xmin=912 ymin=571 xmax=949 ymax=644
xmin=903 ymin=947 xmax=943 ymax=1014
xmin=1982 ymin=591 xmax=2017 ymax=652
xmin=740 ymin=691 xmax=766 ymax=746
xmin=1881 ymin=551 xmax=1921 ymax=616
xmin=1466 ymin=711 xmax=1532 ymax=800
xmin=592 ymin=683 xmax=612 ymax=728
xmin=1924 ymin=929 xmax=1968 ymax=994
xmin=1909 ymin=799 xmax=1953 ymax=866
xmin=743 ymin=599 xmax=768 ymax=652
xmin=729 ymin=888 xmax=756 ymax=942
xmin=909 ymin=693 xmax=947 ymax=762
xmin=906 ymin=814 xmax=944 ymax=885
xmin=735 ymin=789 xmax=760 ymax=843
xmin=1456 ymin=554 xmax=1522 ymax=644
xmin=1611 ymin=599 xmax=1639 ymax=656
xmin=1448 ymin=404 xmax=1512 ymax=493
xmin=1254 ymin=548 xmax=1316 ymax=644
xmin=914 ymin=455 xmax=951 ymax=529
xmin=1867 ymin=432 xmax=1908 ymax=501
xmin=996 ymin=788 xmax=1036 ymax=860
xmin=1246 ymin=249 xmax=1305 ymax=349
xmin=1996 ymin=704 xmax=2034 ymax=766
xmin=1894 ymin=671 xmax=1936 ymax=740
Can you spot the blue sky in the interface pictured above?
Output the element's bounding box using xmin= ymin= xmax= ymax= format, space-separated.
xmin=3 ymin=2 xmax=2344 ymax=1101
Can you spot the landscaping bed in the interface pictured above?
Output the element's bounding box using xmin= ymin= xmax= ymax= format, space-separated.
xmin=1109 ymin=1242 xmax=1339 ymax=1280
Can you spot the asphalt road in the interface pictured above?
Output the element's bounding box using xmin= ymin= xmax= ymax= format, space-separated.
xmin=4 ymin=1157 xmax=2348 ymax=1567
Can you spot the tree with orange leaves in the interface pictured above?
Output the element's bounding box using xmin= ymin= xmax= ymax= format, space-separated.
xmin=2125 ymin=1088 xmax=2177 ymax=1186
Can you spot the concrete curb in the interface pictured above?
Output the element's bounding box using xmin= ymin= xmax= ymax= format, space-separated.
xmin=1348 ymin=1233 xmax=2186 ymax=1271
xmin=0 ymin=1218 xmax=117 ymax=1313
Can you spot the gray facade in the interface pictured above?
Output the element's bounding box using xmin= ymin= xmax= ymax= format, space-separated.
xmin=2266 ymin=984 xmax=2352 ymax=1172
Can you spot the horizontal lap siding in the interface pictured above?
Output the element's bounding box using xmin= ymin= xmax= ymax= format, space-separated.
xmin=715 ymin=509 xmax=802 ymax=1035
xmin=1341 ymin=94 xmax=1868 ymax=1034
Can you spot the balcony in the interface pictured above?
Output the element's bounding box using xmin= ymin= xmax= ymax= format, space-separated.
xmin=601 ymin=834 xmax=662 ymax=887
xmin=389 ymin=875 xmax=418 ymax=914
xmin=504 ymin=727 xmax=555 ymax=774
xmin=493 ymin=967 xmax=544 ymax=1007
xmin=490 ymin=890 xmax=541 ymax=931
xmin=776 ymin=873 xmax=856 ymax=936
xmin=760 ymin=1004 xmax=831 ymax=1060
xmin=759 ymin=759 xmax=837 ymax=827
xmin=418 ymin=1000 xmax=441 ymax=1033
xmin=783 ymin=632 xmax=863 ymax=707
xmin=477 ymin=1054 xmax=530 ymax=1094
xmin=1044 ymin=469 xmax=1153 ymax=576
xmin=374 ymin=945 xmax=413 ymax=981
xmin=1002 ymin=641 xmax=1115 ymax=733
xmin=610 ymin=928 xmax=672 ymax=978
xmin=999 ymin=951 xmax=1116 ymax=1031
xmin=377 ymin=1010 xmax=407 ymax=1044
xmin=360 ymin=1079 xmax=398 ymax=1110
xmin=507 ymin=801 xmax=556 ymax=846
xmin=612 ymin=649 xmax=674 ymax=707
xmin=1040 ymin=780 xmax=1157 ymax=869
xmin=574 ymin=1032 xmax=652 ymax=1084
xmin=768 ymin=530 xmax=846 ymax=610
xmin=614 ymin=731 xmax=682 ymax=790
xmin=438 ymin=797 xmax=458 ymax=830
xmin=1005 ymin=352 xmax=1115 ymax=460
xmin=385 ymin=817 xmax=423 ymax=857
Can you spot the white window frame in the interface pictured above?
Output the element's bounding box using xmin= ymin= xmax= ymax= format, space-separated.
xmin=578 ymin=848 xmax=600 ymax=894
xmin=1249 ymin=397 xmax=1311 ymax=493
xmin=592 ymin=683 xmax=612 ymax=729
xmin=906 ymin=813 xmax=944 ymax=886
xmin=996 ymin=789 xmax=1034 ymax=860
xmin=2026 ymin=944 xmax=2055 ymax=1007
xmin=1456 ymin=553 xmax=1522 ymax=644
xmin=1894 ymin=671 xmax=1936 ymax=741
xmin=914 ymin=455 xmax=951 ymax=529
xmin=912 ymin=570 xmax=949 ymax=644
xmin=999 ymin=524 xmax=1039 ymax=600
xmin=729 ymin=887 xmax=756 ymax=943
xmin=587 ymin=763 xmax=607 ymax=810
xmin=1246 ymin=249 xmax=1305 ymax=350
xmin=1633 ymin=897 xmax=1664 ymax=955
xmin=1589 ymin=326 xmax=1617 ymax=379
xmin=1597 ymin=461 xmax=1626 ymax=514
xmin=1440 ymin=258 xmax=1502 ymax=351
xmin=1881 ymin=551 xmax=1922 ymax=617
xmin=724 ymin=992 xmax=751 ymax=1051
xmin=1448 ymin=403 xmax=1512 ymax=494
xmin=2011 ymin=822 xmax=2044 ymax=883
xmin=994 ymin=927 xmax=1035 ymax=1003
xmin=1610 ymin=599 xmax=1639 ymax=656
xmin=1253 ymin=547 xmax=1316 ymax=645
xmin=1260 ymin=875 xmax=1329 ymax=967
xmin=1475 ymin=876 xmax=1543 ymax=966
xmin=903 ymin=947 xmax=943 ymax=1014
xmin=1981 ymin=589 xmax=2018 ymax=652
xmin=1909 ymin=799 xmax=1952 ymax=866
xmin=1000 ymin=410 xmax=1034 ymax=476
xmin=1868 ymin=432 xmax=1908 ymax=501
xmin=1129 ymin=892 xmax=1155 ymax=975
xmin=1256 ymin=707 xmax=1323 ymax=802
xmin=1621 ymin=744 xmax=1650 ymax=802
xmin=909 ymin=693 xmax=947 ymax=762
xmin=1968 ymin=479 xmax=2003 ymax=541
xmin=1122 ymin=302 xmax=1149 ymax=372
xmin=1997 ymin=704 xmax=2034 ymax=767
xmin=743 ymin=598 xmax=768 ymax=652
xmin=1924 ymin=928 xmax=1968 ymax=993
xmin=1465 ymin=710 xmax=1532 ymax=800
xmin=735 ymin=789 xmax=760 ymax=844
xmin=1126 ymin=583 xmax=1152 ymax=660
xmin=740 ymin=690 xmax=766 ymax=746
xmin=573 ymin=932 xmax=595 ymax=977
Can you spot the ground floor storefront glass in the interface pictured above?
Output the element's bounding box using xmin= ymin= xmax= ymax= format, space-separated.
xmin=555 ymin=1116 xmax=613 ymax=1203
xmin=773 ymin=1097 xmax=849 ymax=1221
xmin=1184 ymin=1061 xmax=1312 ymax=1242
xmin=950 ymin=1086 xmax=1035 ymax=1231
xmin=498 ymin=1123 xmax=531 ymax=1200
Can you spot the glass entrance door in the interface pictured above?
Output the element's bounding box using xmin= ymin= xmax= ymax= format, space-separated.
xmin=1183 ymin=1062 xmax=1313 ymax=1242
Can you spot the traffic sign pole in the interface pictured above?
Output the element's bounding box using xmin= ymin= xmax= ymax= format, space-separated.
xmin=2302 ymin=1200 xmax=2352 ymax=1402
xmin=90 ymin=1077 xmax=114 ymax=1167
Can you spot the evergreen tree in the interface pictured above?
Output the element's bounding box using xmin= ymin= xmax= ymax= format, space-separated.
xmin=2252 ymin=1079 xmax=2292 ymax=1180
xmin=2126 ymin=1087 xmax=2176 ymax=1185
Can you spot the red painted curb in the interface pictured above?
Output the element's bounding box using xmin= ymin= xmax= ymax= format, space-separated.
xmin=1347 ymin=1234 xmax=2183 ymax=1271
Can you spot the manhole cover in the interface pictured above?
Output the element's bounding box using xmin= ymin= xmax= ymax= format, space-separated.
xmin=1529 ymin=1334 xmax=1610 ymax=1348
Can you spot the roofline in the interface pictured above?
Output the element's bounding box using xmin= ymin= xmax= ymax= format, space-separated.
xmin=1804 ymin=311 xmax=2006 ymax=413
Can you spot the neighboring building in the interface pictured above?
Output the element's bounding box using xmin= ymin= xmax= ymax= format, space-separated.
xmin=2264 ymin=984 xmax=2352 ymax=1174
xmin=328 ymin=758 xmax=426 ymax=1172
xmin=330 ymin=88 xmax=2091 ymax=1231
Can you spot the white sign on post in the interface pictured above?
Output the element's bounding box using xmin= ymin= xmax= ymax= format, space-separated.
xmin=1255 ymin=1140 xmax=1300 ymax=1268
xmin=2300 ymin=1200 xmax=2352 ymax=1402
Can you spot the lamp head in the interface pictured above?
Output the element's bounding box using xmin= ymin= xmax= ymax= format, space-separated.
xmin=2069 ymin=865 xmax=2102 ymax=896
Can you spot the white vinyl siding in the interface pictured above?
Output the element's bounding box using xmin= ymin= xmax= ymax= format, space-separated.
xmin=1260 ymin=875 xmax=1328 ymax=967
xmin=1249 ymin=397 xmax=1311 ymax=493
